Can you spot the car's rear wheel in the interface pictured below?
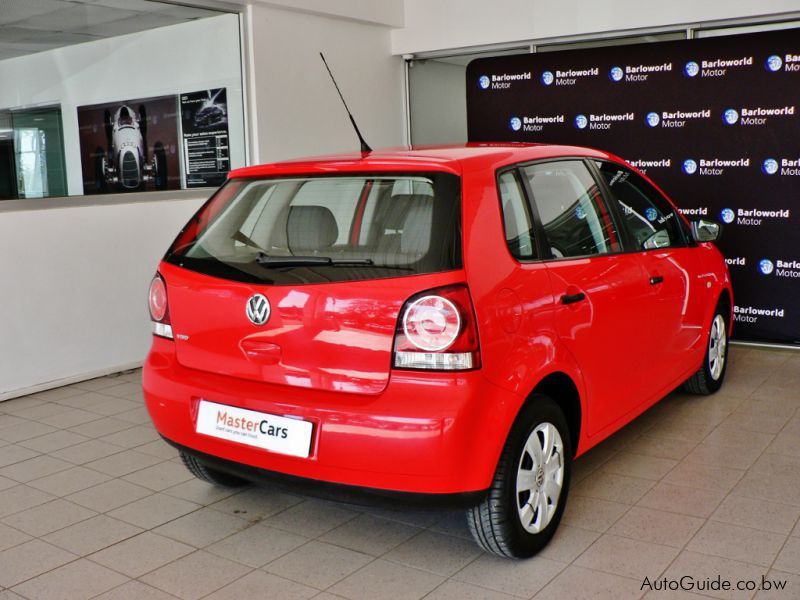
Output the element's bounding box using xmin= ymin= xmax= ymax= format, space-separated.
xmin=682 ymin=304 xmax=729 ymax=395
xmin=180 ymin=451 xmax=248 ymax=487
xmin=466 ymin=395 xmax=572 ymax=558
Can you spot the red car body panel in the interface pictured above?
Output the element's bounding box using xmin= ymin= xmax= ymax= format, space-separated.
xmin=143 ymin=143 xmax=732 ymax=494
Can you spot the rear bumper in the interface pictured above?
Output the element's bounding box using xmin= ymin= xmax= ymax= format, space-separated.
xmin=167 ymin=437 xmax=486 ymax=507
xmin=143 ymin=337 xmax=519 ymax=494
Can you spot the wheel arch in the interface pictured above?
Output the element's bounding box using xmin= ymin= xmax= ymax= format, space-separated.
xmin=717 ymin=287 xmax=732 ymax=324
xmin=527 ymin=371 xmax=583 ymax=457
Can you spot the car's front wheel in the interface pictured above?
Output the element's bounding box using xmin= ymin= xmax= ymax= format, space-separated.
xmin=682 ymin=304 xmax=729 ymax=395
xmin=467 ymin=395 xmax=572 ymax=558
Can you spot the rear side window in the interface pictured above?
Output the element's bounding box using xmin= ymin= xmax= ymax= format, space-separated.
xmin=521 ymin=161 xmax=621 ymax=259
xmin=595 ymin=161 xmax=687 ymax=251
xmin=166 ymin=173 xmax=461 ymax=285
xmin=498 ymin=171 xmax=536 ymax=260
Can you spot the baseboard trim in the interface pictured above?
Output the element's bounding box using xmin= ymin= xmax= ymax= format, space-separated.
xmin=0 ymin=361 xmax=144 ymax=402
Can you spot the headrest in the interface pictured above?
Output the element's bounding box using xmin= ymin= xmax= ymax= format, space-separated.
xmin=287 ymin=205 xmax=338 ymax=251
xmin=384 ymin=194 xmax=431 ymax=229
xmin=400 ymin=200 xmax=433 ymax=254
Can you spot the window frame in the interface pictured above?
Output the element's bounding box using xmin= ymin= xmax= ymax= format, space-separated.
xmin=495 ymin=167 xmax=540 ymax=262
xmin=496 ymin=157 xmax=628 ymax=263
xmin=587 ymin=159 xmax=693 ymax=253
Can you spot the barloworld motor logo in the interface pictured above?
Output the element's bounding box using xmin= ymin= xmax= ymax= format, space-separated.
xmin=574 ymin=114 xmax=588 ymax=129
xmin=645 ymin=112 xmax=660 ymax=127
xmin=724 ymin=207 xmax=790 ymax=225
xmin=644 ymin=207 xmax=658 ymax=221
xmin=720 ymin=208 xmax=736 ymax=224
xmin=684 ymin=61 xmax=700 ymax=77
xmin=609 ymin=66 xmax=624 ymax=82
xmin=735 ymin=305 xmax=785 ymax=323
xmin=683 ymin=159 xmax=698 ymax=175
xmin=509 ymin=117 xmax=522 ymax=131
xmin=755 ymin=257 xmax=800 ymax=278
xmin=762 ymin=158 xmax=779 ymax=175
xmin=478 ymin=75 xmax=490 ymax=89
xmin=766 ymin=55 xmax=783 ymax=72
xmin=723 ymin=109 xmax=739 ymax=125
xmin=541 ymin=71 xmax=554 ymax=86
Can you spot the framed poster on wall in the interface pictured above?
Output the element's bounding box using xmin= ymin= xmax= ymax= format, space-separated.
xmin=179 ymin=88 xmax=230 ymax=188
xmin=77 ymin=96 xmax=181 ymax=194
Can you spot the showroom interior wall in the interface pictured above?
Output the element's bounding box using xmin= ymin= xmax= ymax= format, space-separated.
xmin=247 ymin=4 xmax=405 ymax=163
xmin=0 ymin=3 xmax=407 ymax=401
xmin=0 ymin=13 xmax=246 ymax=196
xmin=392 ymin=0 xmax=800 ymax=54
xmin=0 ymin=14 xmax=248 ymax=400
xmin=397 ymin=1 xmax=800 ymax=145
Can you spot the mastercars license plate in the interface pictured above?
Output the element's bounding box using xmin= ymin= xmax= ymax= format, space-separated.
xmin=196 ymin=400 xmax=313 ymax=458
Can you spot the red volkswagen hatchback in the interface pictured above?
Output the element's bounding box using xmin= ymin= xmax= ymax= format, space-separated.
xmin=143 ymin=144 xmax=732 ymax=557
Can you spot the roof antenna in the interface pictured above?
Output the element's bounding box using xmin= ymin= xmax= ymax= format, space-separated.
xmin=320 ymin=52 xmax=372 ymax=154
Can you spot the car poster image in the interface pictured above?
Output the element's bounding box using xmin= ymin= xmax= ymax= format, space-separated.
xmin=77 ymin=95 xmax=181 ymax=194
xmin=180 ymin=88 xmax=230 ymax=188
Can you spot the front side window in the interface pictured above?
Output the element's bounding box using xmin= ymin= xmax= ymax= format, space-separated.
xmin=166 ymin=173 xmax=461 ymax=284
xmin=521 ymin=161 xmax=620 ymax=259
xmin=595 ymin=161 xmax=687 ymax=251
xmin=498 ymin=170 xmax=536 ymax=260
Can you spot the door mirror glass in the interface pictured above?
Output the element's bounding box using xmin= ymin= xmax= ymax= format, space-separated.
xmin=691 ymin=219 xmax=721 ymax=242
xmin=642 ymin=229 xmax=671 ymax=250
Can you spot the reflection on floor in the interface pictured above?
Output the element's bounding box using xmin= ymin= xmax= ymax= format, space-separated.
xmin=0 ymin=345 xmax=797 ymax=599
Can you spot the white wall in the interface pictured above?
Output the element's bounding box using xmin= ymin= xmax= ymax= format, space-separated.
xmin=250 ymin=0 xmax=404 ymax=27
xmin=249 ymin=4 xmax=406 ymax=162
xmin=0 ymin=14 xmax=245 ymax=398
xmin=392 ymin=0 xmax=800 ymax=54
xmin=0 ymin=5 xmax=408 ymax=399
xmin=0 ymin=193 xmax=206 ymax=400
xmin=0 ymin=13 xmax=246 ymax=195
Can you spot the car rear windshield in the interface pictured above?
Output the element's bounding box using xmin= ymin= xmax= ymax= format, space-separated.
xmin=165 ymin=173 xmax=462 ymax=285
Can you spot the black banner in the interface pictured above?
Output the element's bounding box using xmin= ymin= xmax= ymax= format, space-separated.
xmin=467 ymin=29 xmax=800 ymax=345
xmin=180 ymin=89 xmax=230 ymax=188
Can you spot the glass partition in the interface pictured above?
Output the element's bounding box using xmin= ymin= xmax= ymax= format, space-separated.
xmin=0 ymin=106 xmax=67 ymax=200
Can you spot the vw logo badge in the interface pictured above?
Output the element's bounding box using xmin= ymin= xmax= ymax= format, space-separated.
xmin=246 ymin=294 xmax=271 ymax=325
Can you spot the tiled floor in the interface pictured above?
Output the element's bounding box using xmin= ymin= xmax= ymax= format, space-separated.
xmin=0 ymin=345 xmax=798 ymax=599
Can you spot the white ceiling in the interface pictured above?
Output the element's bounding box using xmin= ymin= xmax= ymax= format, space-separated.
xmin=0 ymin=0 xmax=225 ymax=61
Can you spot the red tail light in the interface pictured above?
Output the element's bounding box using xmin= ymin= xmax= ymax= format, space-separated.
xmin=148 ymin=273 xmax=173 ymax=339
xmin=393 ymin=285 xmax=480 ymax=371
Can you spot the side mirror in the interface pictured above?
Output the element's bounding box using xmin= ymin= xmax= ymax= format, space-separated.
xmin=691 ymin=219 xmax=721 ymax=242
xmin=643 ymin=229 xmax=671 ymax=250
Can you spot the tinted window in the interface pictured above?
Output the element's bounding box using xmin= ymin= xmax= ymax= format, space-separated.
xmin=595 ymin=161 xmax=687 ymax=251
xmin=498 ymin=170 xmax=536 ymax=260
xmin=166 ymin=173 xmax=461 ymax=285
xmin=522 ymin=161 xmax=621 ymax=259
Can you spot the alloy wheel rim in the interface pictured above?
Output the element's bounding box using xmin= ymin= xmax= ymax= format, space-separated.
xmin=516 ymin=422 xmax=564 ymax=534
xmin=708 ymin=314 xmax=727 ymax=381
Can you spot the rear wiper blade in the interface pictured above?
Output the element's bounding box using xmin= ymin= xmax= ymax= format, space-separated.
xmin=255 ymin=253 xmax=374 ymax=268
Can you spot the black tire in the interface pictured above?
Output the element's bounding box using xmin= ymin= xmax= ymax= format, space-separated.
xmin=180 ymin=451 xmax=248 ymax=487
xmin=138 ymin=104 xmax=148 ymax=149
xmin=153 ymin=142 xmax=168 ymax=190
xmin=93 ymin=147 xmax=107 ymax=193
xmin=103 ymin=110 xmax=113 ymax=149
xmin=467 ymin=395 xmax=572 ymax=558
xmin=682 ymin=302 xmax=729 ymax=395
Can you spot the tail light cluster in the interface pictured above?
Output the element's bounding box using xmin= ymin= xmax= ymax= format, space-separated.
xmin=148 ymin=273 xmax=173 ymax=339
xmin=393 ymin=285 xmax=480 ymax=371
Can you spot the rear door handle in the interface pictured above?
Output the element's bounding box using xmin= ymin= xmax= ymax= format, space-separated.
xmin=650 ymin=276 xmax=664 ymax=285
xmin=561 ymin=292 xmax=586 ymax=305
